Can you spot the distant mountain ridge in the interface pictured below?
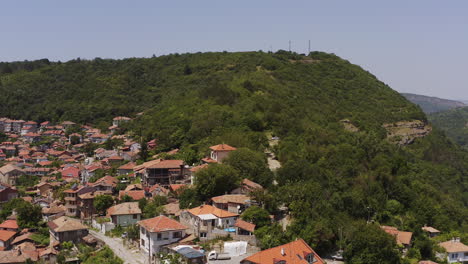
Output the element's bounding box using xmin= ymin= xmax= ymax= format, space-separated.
xmin=401 ymin=93 xmax=466 ymax=114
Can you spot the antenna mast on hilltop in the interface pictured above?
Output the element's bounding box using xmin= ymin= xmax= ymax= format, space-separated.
xmin=289 ymin=40 xmax=291 ymax=52
xmin=308 ymin=40 xmax=311 ymax=54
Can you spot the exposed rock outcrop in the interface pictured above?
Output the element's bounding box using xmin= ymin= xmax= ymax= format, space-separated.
xmin=383 ymin=120 xmax=431 ymax=145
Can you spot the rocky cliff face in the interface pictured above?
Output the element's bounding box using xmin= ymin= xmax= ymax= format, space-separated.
xmin=383 ymin=120 xmax=432 ymax=145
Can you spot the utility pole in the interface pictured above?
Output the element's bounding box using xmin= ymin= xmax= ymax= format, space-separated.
xmin=308 ymin=40 xmax=311 ymax=54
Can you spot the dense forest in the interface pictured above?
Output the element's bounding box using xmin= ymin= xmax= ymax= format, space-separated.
xmin=429 ymin=106 xmax=468 ymax=148
xmin=1 ymin=51 xmax=467 ymax=263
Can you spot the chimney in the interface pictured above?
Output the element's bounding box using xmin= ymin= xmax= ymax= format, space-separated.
xmin=281 ymin=248 xmax=285 ymax=256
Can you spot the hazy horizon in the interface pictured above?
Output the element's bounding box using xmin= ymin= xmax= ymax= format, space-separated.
xmin=1 ymin=0 xmax=467 ymax=99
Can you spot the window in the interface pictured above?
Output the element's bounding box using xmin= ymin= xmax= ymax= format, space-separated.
xmin=173 ymin=231 xmax=182 ymax=238
xmin=141 ymin=228 xmax=145 ymax=235
xmin=141 ymin=239 xmax=145 ymax=246
xmin=133 ymin=214 xmax=138 ymax=219
xmin=200 ymin=232 xmax=207 ymax=238
xmin=306 ymin=253 xmax=317 ymax=263
xmin=157 ymin=233 xmax=162 ymax=241
xmin=452 ymin=253 xmax=458 ymax=259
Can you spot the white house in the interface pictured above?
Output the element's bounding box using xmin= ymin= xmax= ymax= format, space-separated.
xmin=107 ymin=202 xmax=141 ymax=227
xmin=439 ymin=239 xmax=468 ymax=263
xmin=209 ymin=144 xmax=236 ymax=163
xmin=137 ymin=215 xmax=187 ymax=257
xmin=179 ymin=204 xmax=238 ymax=240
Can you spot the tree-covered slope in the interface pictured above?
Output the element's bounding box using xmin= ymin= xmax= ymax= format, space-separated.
xmin=429 ymin=106 xmax=468 ymax=148
xmin=402 ymin=93 xmax=465 ymax=114
xmin=0 ymin=51 xmax=467 ymax=261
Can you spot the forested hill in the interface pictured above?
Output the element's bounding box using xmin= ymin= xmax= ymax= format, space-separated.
xmin=0 ymin=51 xmax=467 ymax=261
xmin=429 ymin=106 xmax=468 ymax=148
xmin=402 ymin=92 xmax=466 ymax=114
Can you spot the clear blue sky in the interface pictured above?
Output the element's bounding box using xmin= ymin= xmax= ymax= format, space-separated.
xmin=1 ymin=1 xmax=467 ymax=99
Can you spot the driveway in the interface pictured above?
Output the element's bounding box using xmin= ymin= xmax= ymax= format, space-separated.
xmin=90 ymin=230 xmax=147 ymax=264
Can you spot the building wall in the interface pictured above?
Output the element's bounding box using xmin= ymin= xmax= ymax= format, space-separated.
xmin=447 ymin=251 xmax=468 ymax=263
xmin=139 ymin=228 xmax=185 ymax=256
xmin=115 ymin=214 xmax=140 ymax=227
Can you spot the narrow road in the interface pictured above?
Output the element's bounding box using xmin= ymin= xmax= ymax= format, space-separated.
xmin=90 ymin=230 xmax=147 ymax=264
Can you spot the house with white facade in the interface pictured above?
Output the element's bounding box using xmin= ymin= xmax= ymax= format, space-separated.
xmin=439 ymin=238 xmax=468 ymax=263
xmin=209 ymin=144 xmax=236 ymax=163
xmin=107 ymin=202 xmax=141 ymax=227
xmin=137 ymin=215 xmax=187 ymax=257
xmin=179 ymin=204 xmax=238 ymax=240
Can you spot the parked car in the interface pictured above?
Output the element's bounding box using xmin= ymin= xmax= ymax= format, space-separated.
xmin=208 ymin=251 xmax=231 ymax=260
xmin=331 ymin=250 xmax=344 ymax=261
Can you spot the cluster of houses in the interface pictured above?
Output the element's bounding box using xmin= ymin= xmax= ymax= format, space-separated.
xmin=0 ymin=115 xmax=466 ymax=264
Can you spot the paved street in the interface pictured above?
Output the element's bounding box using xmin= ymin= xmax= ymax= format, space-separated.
xmin=90 ymin=230 xmax=147 ymax=264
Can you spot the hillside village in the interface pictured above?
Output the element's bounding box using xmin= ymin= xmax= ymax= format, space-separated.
xmin=0 ymin=116 xmax=466 ymax=264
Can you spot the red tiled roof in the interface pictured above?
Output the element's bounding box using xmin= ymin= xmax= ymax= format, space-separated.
xmin=119 ymin=190 xmax=145 ymax=201
xmin=439 ymin=240 xmax=468 ymax=253
xmin=149 ymin=184 xmax=169 ymax=195
xmin=146 ymin=160 xmax=184 ymax=169
xmin=381 ymin=226 xmax=413 ymax=245
xmin=241 ymin=239 xmax=324 ymax=264
xmin=189 ymin=164 xmax=208 ymax=172
xmin=0 ymin=220 xmax=18 ymax=230
xmin=93 ymin=176 xmax=118 ymax=187
xmin=118 ymin=162 xmax=136 ymax=170
xmin=209 ymin=144 xmax=236 ymax=151
xmin=235 ymin=219 xmax=255 ymax=233
xmin=187 ymin=205 xmax=238 ymax=218
xmin=0 ymin=230 xmax=16 ymax=242
xmin=242 ymin=178 xmax=263 ymax=190
xmin=137 ymin=215 xmax=186 ymax=233
xmin=169 ymin=184 xmax=186 ymax=193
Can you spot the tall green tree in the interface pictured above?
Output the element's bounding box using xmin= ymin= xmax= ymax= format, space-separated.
xmin=344 ymin=223 xmax=401 ymax=264
xmin=223 ymin=147 xmax=273 ymax=187
xmin=94 ymin=195 xmax=114 ymax=215
xmin=195 ymin=164 xmax=241 ymax=200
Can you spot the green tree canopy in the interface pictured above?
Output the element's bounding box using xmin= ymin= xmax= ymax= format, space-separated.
xmin=344 ymin=223 xmax=401 ymax=264
xmin=94 ymin=195 xmax=114 ymax=215
xmin=223 ymin=147 xmax=274 ymax=187
xmin=241 ymin=206 xmax=271 ymax=228
xmin=195 ymin=164 xmax=241 ymax=200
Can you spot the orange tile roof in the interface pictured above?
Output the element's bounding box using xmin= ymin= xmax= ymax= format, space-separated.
xmin=189 ymin=163 xmax=208 ymax=172
xmin=118 ymin=162 xmax=136 ymax=170
xmin=187 ymin=204 xmax=238 ymax=218
xmin=241 ymin=239 xmax=324 ymax=264
xmin=0 ymin=230 xmax=16 ymax=242
xmin=137 ymin=215 xmax=187 ymax=232
xmin=211 ymin=194 xmax=250 ymax=205
xmin=421 ymin=226 xmax=440 ymax=233
xmin=235 ymin=219 xmax=255 ymax=233
xmin=242 ymin=178 xmax=263 ymax=190
xmin=201 ymin=157 xmax=218 ymax=163
xmin=119 ymin=190 xmax=145 ymax=201
xmin=381 ymin=226 xmax=412 ymax=245
xmin=209 ymin=144 xmax=237 ymax=151
xmin=107 ymin=202 xmax=141 ymax=216
xmin=149 ymin=184 xmax=169 ymax=195
xmin=0 ymin=220 xmax=18 ymax=230
xmin=93 ymin=176 xmax=118 ymax=187
xmin=169 ymin=184 xmax=186 ymax=193
xmin=439 ymin=240 xmax=468 ymax=253
xmin=147 ymin=160 xmax=184 ymax=169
